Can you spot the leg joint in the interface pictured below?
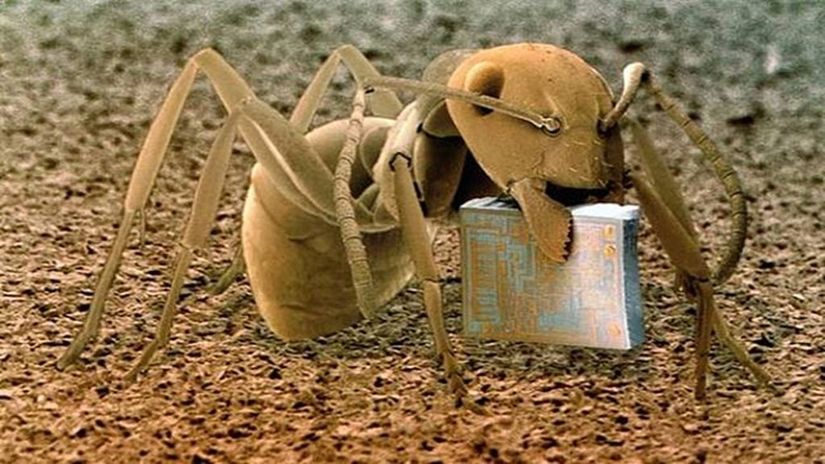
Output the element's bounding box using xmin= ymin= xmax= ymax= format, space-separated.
xmin=389 ymin=151 xmax=412 ymax=171
xmin=192 ymin=47 xmax=221 ymax=65
xmin=334 ymin=44 xmax=358 ymax=56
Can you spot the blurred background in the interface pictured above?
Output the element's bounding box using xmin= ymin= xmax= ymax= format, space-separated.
xmin=1 ymin=1 xmax=823 ymax=462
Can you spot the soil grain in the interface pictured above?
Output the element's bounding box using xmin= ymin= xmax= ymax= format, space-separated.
xmin=1 ymin=1 xmax=824 ymax=463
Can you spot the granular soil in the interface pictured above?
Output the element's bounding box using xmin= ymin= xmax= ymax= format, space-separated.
xmin=1 ymin=1 xmax=823 ymax=462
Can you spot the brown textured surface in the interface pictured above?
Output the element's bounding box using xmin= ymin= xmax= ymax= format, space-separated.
xmin=1 ymin=1 xmax=824 ymax=462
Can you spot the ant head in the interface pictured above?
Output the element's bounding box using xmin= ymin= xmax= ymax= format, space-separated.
xmin=446 ymin=43 xmax=616 ymax=192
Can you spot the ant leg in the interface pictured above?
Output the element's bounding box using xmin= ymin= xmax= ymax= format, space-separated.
xmin=56 ymin=62 xmax=202 ymax=369
xmin=390 ymin=153 xmax=470 ymax=405
xmin=629 ymin=119 xmax=695 ymax=294
xmin=628 ymin=120 xmax=695 ymax=238
xmin=630 ymin=170 xmax=771 ymax=398
xmin=58 ymin=48 xmax=334 ymax=369
xmin=209 ymin=245 xmax=245 ymax=295
xmin=332 ymin=87 xmax=378 ymax=318
xmin=125 ymin=109 xmax=241 ymax=381
xmin=640 ymin=69 xmax=746 ymax=284
xmin=210 ymin=44 xmax=405 ymax=288
xmin=291 ymin=44 xmax=402 ymax=133
xmin=630 ymin=168 xmax=714 ymax=398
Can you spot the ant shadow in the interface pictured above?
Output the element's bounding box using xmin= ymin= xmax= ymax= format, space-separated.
xmin=188 ymin=255 xmax=787 ymax=395
xmin=231 ymin=280 xmax=673 ymax=389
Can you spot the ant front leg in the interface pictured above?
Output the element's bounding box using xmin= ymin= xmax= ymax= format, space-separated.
xmin=631 ymin=169 xmax=771 ymax=398
xmin=393 ymin=156 xmax=468 ymax=396
xmin=333 ymin=92 xmax=477 ymax=405
xmin=628 ymin=121 xmax=771 ymax=398
xmin=390 ymin=150 xmax=470 ymax=405
xmin=603 ymin=62 xmax=770 ymax=397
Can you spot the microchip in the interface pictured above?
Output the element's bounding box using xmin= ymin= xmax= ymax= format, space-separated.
xmin=460 ymin=198 xmax=644 ymax=350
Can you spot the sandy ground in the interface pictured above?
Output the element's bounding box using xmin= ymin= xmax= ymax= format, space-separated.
xmin=1 ymin=1 xmax=824 ymax=462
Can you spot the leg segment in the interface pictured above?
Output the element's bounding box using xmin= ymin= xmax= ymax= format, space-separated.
xmin=58 ymin=55 xmax=203 ymax=369
xmin=211 ymin=44 xmax=400 ymax=293
xmin=333 ymin=87 xmax=377 ymax=318
xmin=630 ymin=171 xmax=770 ymax=398
xmin=57 ymin=48 xmax=355 ymax=368
xmin=629 ymin=120 xmax=695 ymax=239
xmin=125 ymin=109 xmax=241 ymax=381
xmin=209 ymin=245 xmax=245 ymax=295
xmin=640 ymin=70 xmax=746 ymax=284
xmin=290 ymin=44 xmax=402 ymax=133
xmin=390 ymin=154 xmax=468 ymax=401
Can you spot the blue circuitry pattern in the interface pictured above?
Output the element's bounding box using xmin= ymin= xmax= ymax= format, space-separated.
xmin=460 ymin=199 xmax=644 ymax=350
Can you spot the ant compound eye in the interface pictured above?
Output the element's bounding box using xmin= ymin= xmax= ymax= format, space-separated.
xmin=539 ymin=116 xmax=562 ymax=137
